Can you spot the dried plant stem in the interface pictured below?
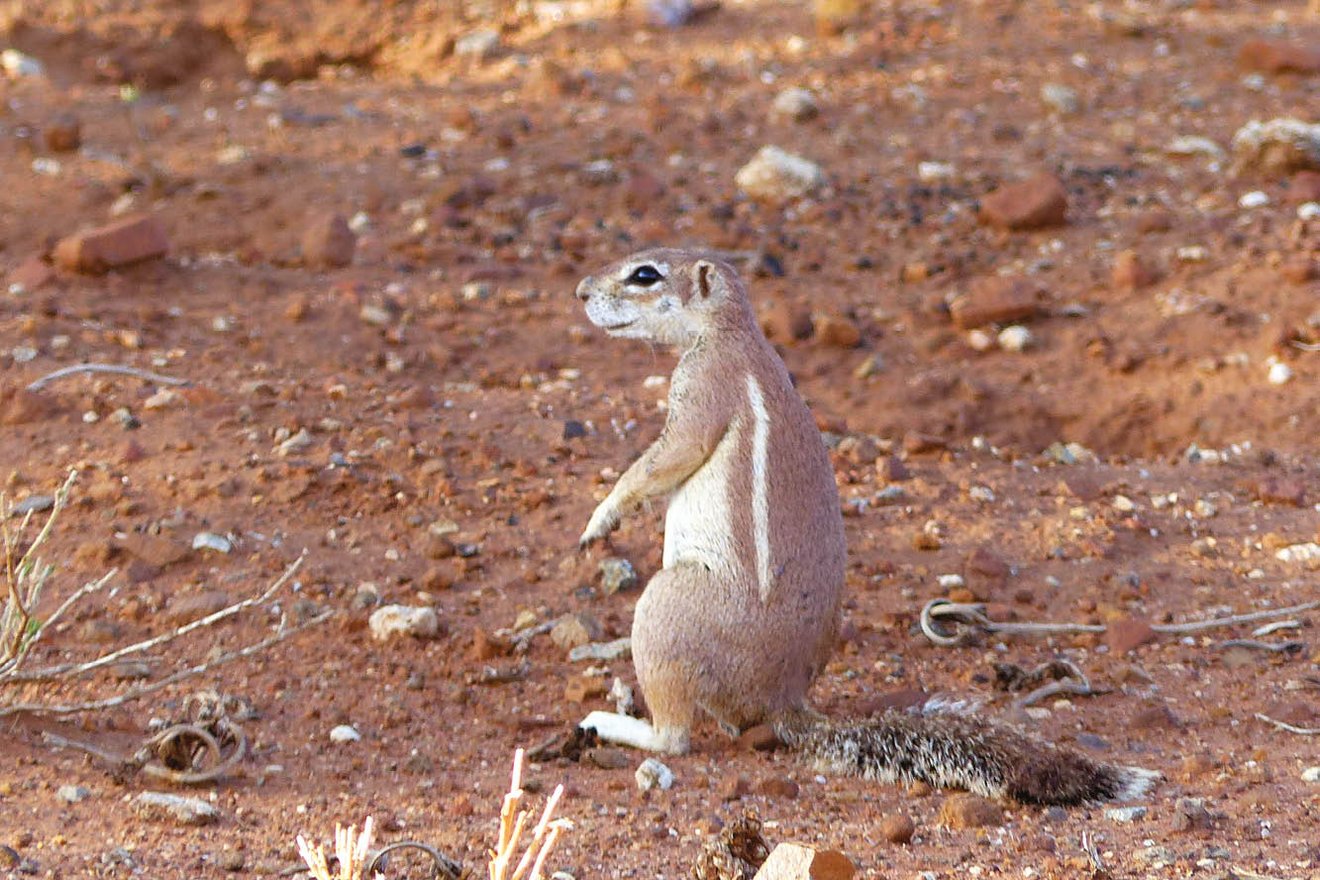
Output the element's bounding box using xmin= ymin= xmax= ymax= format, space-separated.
xmin=10 ymin=553 xmax=306 ymax=682
xmin=489 ymin=749 xmax=573 ymax=880
xmin=25 ymin=363 xmax=189 ymax=392
xmin=1255 ymin=713 xmax=1319 ymax=736
xmin=0 ymin=608 xmax=332 ymax=718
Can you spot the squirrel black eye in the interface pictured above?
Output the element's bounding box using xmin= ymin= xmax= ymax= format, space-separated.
xmin=626 ymin=265 xmax=663 ymax=286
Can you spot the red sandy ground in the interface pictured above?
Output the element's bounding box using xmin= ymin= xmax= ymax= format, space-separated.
xmin=1 ymin=1 xmax=1318 ymax=877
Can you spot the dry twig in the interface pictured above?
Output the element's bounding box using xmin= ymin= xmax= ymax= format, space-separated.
xmin=1254 ymin=713 xmax=1319 ymax=736
xmin=489 ymin=748 xmax=573 ymax=880
xmin=297 ymin=817 xmax=376 ymax=880
xmin=920 ymin=598 xmax=1320 ymax=647
xmin=25 ymin=363 xmax=190 ymax=393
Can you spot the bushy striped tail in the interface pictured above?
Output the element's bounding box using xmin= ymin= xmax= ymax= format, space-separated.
xmin=775 ymin=707 xmax=1158 ymax=806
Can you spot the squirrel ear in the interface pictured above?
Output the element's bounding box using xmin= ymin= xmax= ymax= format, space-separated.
xmin=692 ymin=260 xmax=719 ymax=301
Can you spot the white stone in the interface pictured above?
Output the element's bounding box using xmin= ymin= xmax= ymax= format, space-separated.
xmin=1040 ymin=83 xmax=1079 ymax=115
xmin=143 ymin=389 xmax=181 ymax=410
xmin=1112 ymin=495 xmax=1136 ymax=512
xmin=1 ymin=48 xmax=44 ymax=78
xmin=1105 ymin=805 xmax=1148 ymax=823
xmin=568 ymin=637 xmax=632 ymax=662
xmin=1165 ymin=136 xmax=1225 ymax=159
xmin=1299 ymin=202 xmax=1320 ymax=220
xmin=735 ymin=146 xmax=824 ymax=202
xmin=275 ymin=427 xmax=314 ymax=456
xmin=1275 ymin=542 xmax=1320 ymax=565
xmin=1238 ymin=190 xmax=1270 ymax=209
xmin=1301 ymin=766 xmax=1320 ymax=783
xmin=329 ymin=724 xmax=361 ymax=744
xmin=771 ymin=87 xmax=819 ymax=122
xmin=1232 ymin=118 xmax=1320 ymax=173
xmin=635 ymin=757 xmax=675 ymax=791
xmin=917 ymin=161 xmax=956 ymax=182
xmin=1266 ymin=361 xmax=1293 ymax=385
xmin=57 ymin=784 xmax=90 ymax=804
xmin=369 ymin=605 xmax=440 ymax=641
xmin=937 ymin=573 xmax=965 ymax=589
xmin=966 ymin=329 xmax=994 ymax=351
xmin=192 ymin=532 xmax=233 ymax=553
xmin=997 ymin=325 xmax=1033 ymax=352
xmin=455 ymin=30 xmax=501 ymax=61
xmin=134 ymin=792 xmax=220 ymax=825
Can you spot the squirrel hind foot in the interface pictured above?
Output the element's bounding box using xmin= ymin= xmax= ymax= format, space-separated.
xmin=579 ymin=710 xmax=690 ymax=754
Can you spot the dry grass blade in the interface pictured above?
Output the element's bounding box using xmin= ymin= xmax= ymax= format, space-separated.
xmin=2 ymin=471 xmax=79 ymax=677
xmin=489 ymin=748 xmax=573 ymax=880
xmin=297 ymin=817 xmax=376 ymax=880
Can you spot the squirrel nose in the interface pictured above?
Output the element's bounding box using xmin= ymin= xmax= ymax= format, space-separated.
xmin=575 ymin=279 xmax=592 ymax=301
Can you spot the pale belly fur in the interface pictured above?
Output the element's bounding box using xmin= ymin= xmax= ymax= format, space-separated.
xmin=662 ymin=421 xmax=741 ymax=579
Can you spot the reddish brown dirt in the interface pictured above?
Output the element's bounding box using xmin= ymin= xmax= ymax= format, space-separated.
xmin=2 ymin=1 xmax=1319 ymax=878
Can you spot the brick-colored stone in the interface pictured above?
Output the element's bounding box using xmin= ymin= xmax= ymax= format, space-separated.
xmin=53 ymin=214 xmax=169 ymax=274
xmin=980 ymin=173 xmax=1068 ymax=230
xmin=1111 ymin=249 xmax=1157 ymax=291
xmin=1107 ymin=617 xmax=1158 ymax=654
xmin=301 ymin=213 xmax=356 ymax=269
xmin=949 ymin=277 xmax=1042 ymax=329
xmin=1238 ymin=39 xmax=1320 ymax=75
xmin=938 ymin=793 xmax=1004 ymax=829
xmin=752 ymin=842 xmax=855 ymax=880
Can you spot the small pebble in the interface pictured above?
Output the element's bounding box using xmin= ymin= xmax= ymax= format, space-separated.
xmin=56 ymin=785 xmax=90 ymax=804
xmin=1267 ymin=361 xmax=1293 ymax=385
xmin=191 ymin=532 xmax=232 ymax=553
xmin=1238 ymin=190 xmax=1270 ymax=208
xmin=369 ymin=605 xmax=440 ymax=642
xmin=1105 ymin=806 xmax=1148 ymax=823
xmin=997 ymin=325 xmax=1033 ymax=352
xmin=134 ymin=792 xmax=219 ymax=826
xmin=635 ymin=757 xmax=675 ymax=791
xmin=771 ymin=87 xmax=819 ymax=122
xmin=599 ymin=558 xmax=638 ymax=594
xmin=329 ymin=724 xmax=361 ymax=744
xmin=1301 ymin=766 xmax=1320 ymax=783
xmin=1040 ymin=82 xmax=1079 ymax=114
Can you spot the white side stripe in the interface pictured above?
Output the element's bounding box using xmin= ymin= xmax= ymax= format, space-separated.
xmin=745 ymin=374 xmax=773 ymax=601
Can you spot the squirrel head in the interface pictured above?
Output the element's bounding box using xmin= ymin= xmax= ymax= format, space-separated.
xmin=576 ymin=248 xmax=754 ymax=347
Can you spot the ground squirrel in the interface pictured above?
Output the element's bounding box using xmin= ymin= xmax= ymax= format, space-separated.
xmin=574 ymin=248 xmax=1157 ymax=804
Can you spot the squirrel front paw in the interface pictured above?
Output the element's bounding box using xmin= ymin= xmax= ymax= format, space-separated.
xmin=578 ymin=503 xmax=620 ymax=549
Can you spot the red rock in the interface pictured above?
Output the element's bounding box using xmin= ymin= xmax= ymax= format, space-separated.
xmin=964 ymin=546 xmax=1010 ymax=597
xmin=117 ymin=534 xmax=191 ymax=569
xmin=7 ymin=256 xmax=55 ymax=292
xmin=719 ymin=775 xmax=751 ymax=801
xmin=163 ymin=590 xmax=232 ymax=625
xmin=902 ymin=432 xmax=947 ymax=455
xmin=624 ymin=172 xmax=667 ymax=211
xmin=301 ymin=213 xmax=356 ymax=269
xmin=762 ymin=302 xmax=815 ymax=343
xmin=1238 ymin=39 xmax=1320 ymax=75
xmin=949 ymin=277 xmax=1042 ymax=329
xmin=937 ymin=793 xmax=1003 ymax=829
xmin=813 ymin=314 xmax=862 ymax=348
xmin=563 ymin=675 xmax=608 ymax=703
xmin=1289 ymin=170 xmax=1320 ymax=203
xmin=1250 ymin=476 xmax=1306 ymax=507
xmin=878 ymin=813 xmax=915 ymax=844
xmin=1279 ymin=258 xmax=1317 ymax=284
xmin=979 ymin=172 xmax=1068 ymax=230
xmin=1112 ymin=249 xmax=1157 ymax=291
xmin=1107 ymin=617 xmax=1158 ymax=654
xmin=756 ymin=776 xmax=800 ymax=799
xmin=752 ymin=843 xmax=854 ymax=880
xmin=738 ymin=724 xmax=781 ymax=752
xmin=877 ymin=455 xmax=911 ymax=482
xmin=53 ymin=214 xmax=169 ymax=274
xmin=1135 ymin=209 xmax=1174 ymax=233
xmin=43 ymin=113 xmax=82 ymax=152
xmin=471 ymin=627 xmax=511 ymax=660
